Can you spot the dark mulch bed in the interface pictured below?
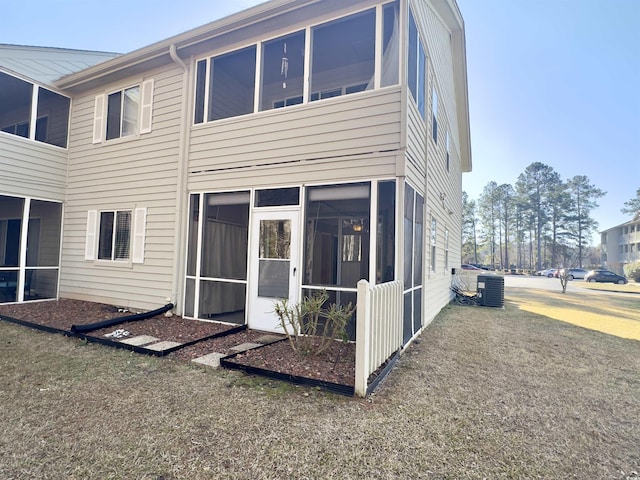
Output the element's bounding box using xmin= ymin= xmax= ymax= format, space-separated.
xmin=0 ymin=299 xmax=356 ymax=388
xmin=224 ymin=338 xmax=356 ymax=386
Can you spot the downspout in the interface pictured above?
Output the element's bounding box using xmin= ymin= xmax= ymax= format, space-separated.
xmin=169 ymin=44 xmax=190 ymax=314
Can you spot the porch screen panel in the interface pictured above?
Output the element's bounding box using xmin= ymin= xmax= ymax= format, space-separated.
xmin=304 ymin=183 xmax=370 ymax=288
xmin=0 ymin=196 xmax=25 ymax=268
xmin=310 ymin=9 xmax=375 ymax=101
xmin=201 ymin=192 xmax=249 ymax=280
xmin=195 ymin=192 xmax=250 ymax=323
xmin=36 ymin=88 xmax=70 ymax=148
xmin=261 ymin=31 xmax=305 ymax=111
xmin=377 ymin=181 xmax=396 ymax=282
xmin=381 ymin=2 xmax=400 ymax=87
xmin=26 ymin=200 xmax=62 ymax=301
xmin=208 ymin=46 xmax=256 ymax=121
xmin=0 ymin=72 xmax=32 ymax=139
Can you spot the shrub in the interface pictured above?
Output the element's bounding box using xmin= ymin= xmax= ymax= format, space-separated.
xmin=273 ymin=290 xmax=355 ymax=356
xmin=623 ymin=260 xmax=640 ymax=282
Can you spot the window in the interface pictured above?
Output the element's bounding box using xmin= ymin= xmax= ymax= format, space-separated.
xmin=98 ymin=210 xmax=131 ymax=260
xmin=85 ymin=208 xmax=146 ymax=263
xmin=432 ymin=87 xmax=438 ymax=142
xmin=94 ymin=80 xmax=153 ymax=143
xmin=106 ymin=86 xmax=140 ymax=140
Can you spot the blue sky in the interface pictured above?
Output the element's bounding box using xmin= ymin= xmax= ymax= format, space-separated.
xmin=2 ymin=0 xmax=639 ymax=241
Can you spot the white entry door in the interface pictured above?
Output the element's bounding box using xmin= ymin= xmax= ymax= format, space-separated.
xmin=248 ymin=209 xmax=300 ymax=332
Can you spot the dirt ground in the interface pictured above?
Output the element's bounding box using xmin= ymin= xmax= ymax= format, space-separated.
xmin=0 ymin=298 xmax=355 ymax=386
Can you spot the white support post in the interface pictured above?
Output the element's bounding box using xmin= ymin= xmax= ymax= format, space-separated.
xmin=355 ymin=279 xmax=371 ymax=397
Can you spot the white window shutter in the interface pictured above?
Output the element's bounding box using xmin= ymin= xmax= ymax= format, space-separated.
xmin=92 ymin=95 xmax=105 ymax=144
xmin=85 ymin=210 xmax=98 ymax=260
xmin=132 ymin=207 xmax=147 ymax=264
xmin=140 ymin=79 xmax=154 ymax=134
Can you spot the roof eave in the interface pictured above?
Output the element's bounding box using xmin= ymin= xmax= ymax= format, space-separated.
xmin=55 ymin=0 xmax=317 ymax=91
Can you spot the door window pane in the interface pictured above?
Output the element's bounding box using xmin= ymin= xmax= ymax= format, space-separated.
xmin=258 ymin=219 xmax=291 ymax=298
xmin=259 ymin=220 xmax=291 ymax=259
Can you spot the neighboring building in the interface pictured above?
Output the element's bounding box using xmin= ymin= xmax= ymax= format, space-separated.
xmin=600 ymin=212 xmax=640 ymax=275
xmin=1 ymin=0 xmax=471 ymax=347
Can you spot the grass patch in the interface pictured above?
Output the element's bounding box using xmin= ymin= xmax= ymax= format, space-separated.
xmin=507 ymin=288 xmax=640 ymax=341
xmin=1 ymin=298 xmax=639 ymax=479
xmin=576 ymin=281 xmax=640 ymax=294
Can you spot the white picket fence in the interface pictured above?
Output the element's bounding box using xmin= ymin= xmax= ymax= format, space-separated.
xmin=355 ymin=279 xmax=404 ymax=397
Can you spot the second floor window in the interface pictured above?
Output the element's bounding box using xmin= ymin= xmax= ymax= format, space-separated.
xmin=93 ymin=79 xmax=153 ymax=144
xmin=106 ymin=86 xmax=140 ymax=140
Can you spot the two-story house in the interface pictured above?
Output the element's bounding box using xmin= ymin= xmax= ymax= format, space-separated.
xmin=1 ymin=0 xmax=471 ymax=349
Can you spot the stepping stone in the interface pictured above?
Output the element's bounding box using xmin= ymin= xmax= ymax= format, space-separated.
xmin=230 ymin=342 xmax=262 ymax=352
xmin=254 ymin=334 xmax=284 ymax=345
xmin=145 ymin=341 xmax=182 ymax=352
xmin=120 ymin=335 xmax=160 ymax=346
xmin=192 ymin=352 xmax=226 ymax=368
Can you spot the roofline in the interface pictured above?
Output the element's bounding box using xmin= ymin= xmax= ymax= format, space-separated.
xmin=600 ymin=211 xmax=640 ymax=233
xmin=55 ymin=0 xmax=318 ymax=90
xmin=430 ymin=0 xmax=471 ymax=172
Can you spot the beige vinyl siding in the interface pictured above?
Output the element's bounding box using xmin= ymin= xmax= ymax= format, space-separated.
xmin=405 ymin=101 xmax=427 ymax=189
xmin=405 ymin=1 xmax=467 ymax=328
xmin=60 ymin=65 xmax=183 ymax=311
xmin=0 ymin=134 xmax=67 ymax=201
xmin=188 ymin=87 xmax=402 ymax=181
xmin=411 ymin=0 xmax=460 ymax=147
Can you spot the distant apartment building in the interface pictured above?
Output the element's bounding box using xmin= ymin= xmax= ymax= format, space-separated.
xmin=600 ymin=212 xmax=640 ymax=274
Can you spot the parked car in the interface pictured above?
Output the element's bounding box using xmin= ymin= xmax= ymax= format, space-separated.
xmin=539 ymin=269 xmax=557 ymax=278
xmin=565 ymin=268 xmax=588 ymax=280
xmin=461 ymin=264 xmax=482 ymax=270
xmin=584 ymin=270 xmax=628 ymax=285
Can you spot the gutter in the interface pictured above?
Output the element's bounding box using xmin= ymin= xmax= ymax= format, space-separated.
xmin=169 ymin=44 xmax=191 ymax=314
xmin=54 ymin=0 xmax=322 ymax=91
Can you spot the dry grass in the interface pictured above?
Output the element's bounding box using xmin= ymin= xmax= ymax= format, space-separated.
xmin=507 ymin=287 xmax=640 ymax=341
xmin=577 ymin=281 xmax=640 ymax=294
xmin=1 ymin=296 xmax=639 ymax=479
